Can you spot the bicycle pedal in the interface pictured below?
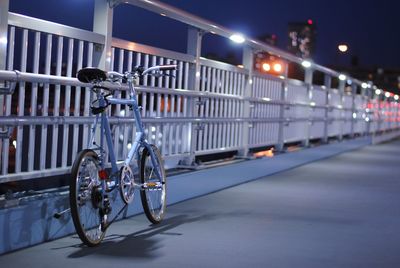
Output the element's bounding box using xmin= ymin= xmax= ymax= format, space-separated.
xmin=146 ymin=182 xmax=157 ymax=187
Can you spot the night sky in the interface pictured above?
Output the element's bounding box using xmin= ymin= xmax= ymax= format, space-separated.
xmin=8 ymin=0 xmax=400 ymax=69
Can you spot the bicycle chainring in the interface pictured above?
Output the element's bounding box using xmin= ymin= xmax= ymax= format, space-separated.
xmin=119 ymin=165 xmax=136 ymax=204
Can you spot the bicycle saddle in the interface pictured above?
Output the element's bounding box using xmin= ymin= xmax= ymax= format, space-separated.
xmin=77 ymin=67 xmax=107 ymax=83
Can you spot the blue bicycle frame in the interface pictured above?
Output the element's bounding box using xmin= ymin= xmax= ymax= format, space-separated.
xmin=87 ymin=79 xmax=161 ymax=190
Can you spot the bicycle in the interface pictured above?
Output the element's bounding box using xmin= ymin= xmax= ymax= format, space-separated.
xmin=69 ymin=64 xmax=177 ymax=246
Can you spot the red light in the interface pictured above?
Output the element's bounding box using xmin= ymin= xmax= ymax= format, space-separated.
xmin=98 ymin=169 xmax=108 ymax=180
xmin=307 ymin=19 xmax=313 ymax=25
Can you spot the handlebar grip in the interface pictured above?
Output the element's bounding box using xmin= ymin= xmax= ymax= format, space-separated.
xmin=158 ymin=64 xmax=178 ymax=71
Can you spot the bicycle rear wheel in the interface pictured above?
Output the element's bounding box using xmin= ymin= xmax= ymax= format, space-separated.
xmin=70 ymin=149 xmax=106 ymax=246
xmin=140 ymin=145 xmax=166 ymax=224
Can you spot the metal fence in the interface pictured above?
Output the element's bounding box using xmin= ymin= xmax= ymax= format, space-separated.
xmin=0 ymin=0 xmax=399 ymax=185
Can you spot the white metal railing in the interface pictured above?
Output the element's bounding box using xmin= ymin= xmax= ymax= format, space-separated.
xmin=0 ymin=1 xmax=399 ymax=184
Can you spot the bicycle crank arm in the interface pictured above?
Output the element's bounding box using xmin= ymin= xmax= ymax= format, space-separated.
xmin=53 ymin=208 xmax=71 ymax=219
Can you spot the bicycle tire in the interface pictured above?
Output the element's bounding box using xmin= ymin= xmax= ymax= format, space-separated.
xmin=70 ymin=149 xmax=106 ymax=246
xmin=140 ymin=145 xmax=167 ymax=224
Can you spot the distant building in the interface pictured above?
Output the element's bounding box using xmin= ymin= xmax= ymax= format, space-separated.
xmin=288 ymin=20 xmax=316 ymax=58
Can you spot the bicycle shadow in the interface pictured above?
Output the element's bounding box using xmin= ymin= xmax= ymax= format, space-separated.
xmin=67 ymin=213 xmax=216 ymax=259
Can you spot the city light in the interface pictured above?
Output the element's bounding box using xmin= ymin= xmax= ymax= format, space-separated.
xmin=230 ymin=33 xmax=245 ymax=44
xmin=301 ymin=60 xmax=312 ymax=68
xmin=375 ymin=89 xmax=381 ymax=95
xmin=0 ymin=36 xmax=7 ymax=45
xmin=262 ymin=63 xmax=271 ymax=72
xmin=361 ymin=82 xmax=368 ymax=89
xmin=394 ymin=95 xmax=399 ymax=101
xmin=338 ymin=74 xmax=346 ymax=81
xmin=273 ymin=63 xmax=282 ymax=73
xmin=385 ymin=92 xmax=391 ymax=98
xmin=338 ymin=44 xmax=348 ymax=53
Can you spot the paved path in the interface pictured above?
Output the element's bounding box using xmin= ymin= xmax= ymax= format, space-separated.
xmin=1 ymin=139 xmax=400 ymax=268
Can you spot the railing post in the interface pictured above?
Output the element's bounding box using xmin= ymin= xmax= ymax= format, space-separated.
xmin=323 ymin=74 xmax=331 ymax=143
xmin=350 ymin=83 xmax=357 ymax=138
xmin=0 ymin=0 xmax=9 ymax=173
xmin=185 ymin=26 xmax=203 ymax=165
xmin=93 ymin=0 xmax=114 ymax=71
xmin=338 ymin=78 xmax=346 ymax=141
xmin=238 ymin=46 xmax=253 ymax=157
xmin=372 ymin=90 xmax=379 ymax=136
xmin=361 ymin=82 xmax=373 ymax=135
xmin=382 ymin=94 xmax=387 ymax=132
xmin=377 ymin=93 xmax=382 ymax=133
xmin=303 ymin=68 xmax=313 ymax=147
xmin=276 ymin=78 xmax=287 ymax=152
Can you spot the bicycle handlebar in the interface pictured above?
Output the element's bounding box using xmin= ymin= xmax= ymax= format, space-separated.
xmin=107 ymin=64 xmax=178 ymax=80
xmin=142 ymin=64 xmax=177 ymax=75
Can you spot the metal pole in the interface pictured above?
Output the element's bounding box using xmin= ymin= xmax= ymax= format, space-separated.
xmin=350 ymin=83 xmax=357 ymax=138
xmin=323 ymin=74 xmax=331 ymax=143
xmin=239 ymin=46 xmax=253 ymax=157
xmin=93 ymin=0 xmax=113 ymax=70
xmin=303 ymin=68 xmax=313 ymax=147
xmin=338 ymin=79 xmax=346 ymax=141
xmin=0 ymin=0 xmax=9 ymax=174
xmin=362 ymin=87 xmax=371 ymax=136
xmin=276 ymin=80 xmax=287 ymax=152
xmin=185 ymin=26 xmax=203 ymax=165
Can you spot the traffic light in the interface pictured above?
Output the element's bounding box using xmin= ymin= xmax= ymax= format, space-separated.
xmin=254 ymin=51 xmax=285 ymax=75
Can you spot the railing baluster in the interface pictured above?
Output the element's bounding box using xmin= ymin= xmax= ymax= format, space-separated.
xmin=82 ymin=42 xmax=93 ymax=150
xmin=51 ymin=36 xmax=63 ymax=169
xmin=15 ymin=29 xmax=28 ymax=173
xmin=61 ymin=38 xmax=73 ymax=167
xmin=1 ymin=26 xmax=15 ymax=175
xmin=72 ymin=40 xmax=84 ymax=158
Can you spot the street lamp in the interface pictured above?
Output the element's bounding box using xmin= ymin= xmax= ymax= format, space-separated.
xmin=301 ymin=60 xmax=312 ymax=68
xmin=338 ymin=44 xmax=348 ymax=53
xmin=230 ymin=33 xmax=245 ymax=44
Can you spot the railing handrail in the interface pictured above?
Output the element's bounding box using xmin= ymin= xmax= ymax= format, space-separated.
xmin=123 ymin=0 xmax=363 ymax=84
xmin=8 ymin=12 xmax=105 ymax=44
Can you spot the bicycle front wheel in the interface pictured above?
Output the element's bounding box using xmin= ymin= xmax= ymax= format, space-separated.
xmin=140 ymin=145 xmax=166 ymax=224
xmin=70 ymin=149 xmax=106 ymax=246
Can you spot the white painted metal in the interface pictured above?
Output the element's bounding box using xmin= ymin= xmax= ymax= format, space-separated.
xmin=0 ymin=4 xmax=397 ymax=183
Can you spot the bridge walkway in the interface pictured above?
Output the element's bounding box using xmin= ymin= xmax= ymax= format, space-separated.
xmin=1 ymin=139 xmax=399 ymax=268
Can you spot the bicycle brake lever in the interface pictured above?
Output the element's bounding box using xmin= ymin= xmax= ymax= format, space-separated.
xmin=163 ymin=73 xmax=175 ymax=78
